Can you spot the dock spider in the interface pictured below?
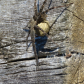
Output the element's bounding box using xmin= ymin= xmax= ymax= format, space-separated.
xmin=23 ymin=0 xmax=72 ymax=66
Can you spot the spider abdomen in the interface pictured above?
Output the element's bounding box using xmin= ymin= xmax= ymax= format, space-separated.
xmin=35 ymin=21 xmax=50 ymax=36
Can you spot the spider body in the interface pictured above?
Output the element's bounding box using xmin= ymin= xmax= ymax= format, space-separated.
xmin=28 ymin=13 xmax=50 ymax=36
xmin=36 ymin=20 xmax=50 ymax=36
xmin=35 ymin=12 xmax=50 ymax=36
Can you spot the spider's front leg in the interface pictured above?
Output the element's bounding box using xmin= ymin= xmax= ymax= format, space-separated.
xmin=30 ymin=18 xmax=39 ymax=67
xmin=31 ymin=30 xmax=39 ymax=67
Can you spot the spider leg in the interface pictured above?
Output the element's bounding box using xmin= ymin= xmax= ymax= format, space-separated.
xmin=67 ymin=9 xmax=84 ymax=22
xmin=50 ymin=3 xmax=73 ymax=29
xmin=39 ymin=0 xmax=47 ymax=13
xmin=34 ymin=0 xmax=38 ymax=20
xmin=31 ymin=29 xmax=39 ymax=67
xmin=48 ymin=0 xmax=52 ymax=9
xmin=29 ymin=19 xmax=39 ymax=67
xmin=26 ymin=30 xmax=30 ymax=51
xmin=43 ymin=3 xmax=73 ymax=14
xmin=34 ymin=0 xmax=37 ymax=15
xmin=37 ymin=0 xmax=39 ymax=12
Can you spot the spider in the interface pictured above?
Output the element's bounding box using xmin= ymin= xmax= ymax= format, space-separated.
xmin=23 ymin=0 xmax=72 ymax=67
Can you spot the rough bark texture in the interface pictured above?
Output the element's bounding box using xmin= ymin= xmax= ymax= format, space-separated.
xmin=0 ymin=0 xmax=84 ymax=84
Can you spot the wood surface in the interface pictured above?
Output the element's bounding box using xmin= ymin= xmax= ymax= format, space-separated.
xmin=0 ymin=0 xmax=84 ymax=84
